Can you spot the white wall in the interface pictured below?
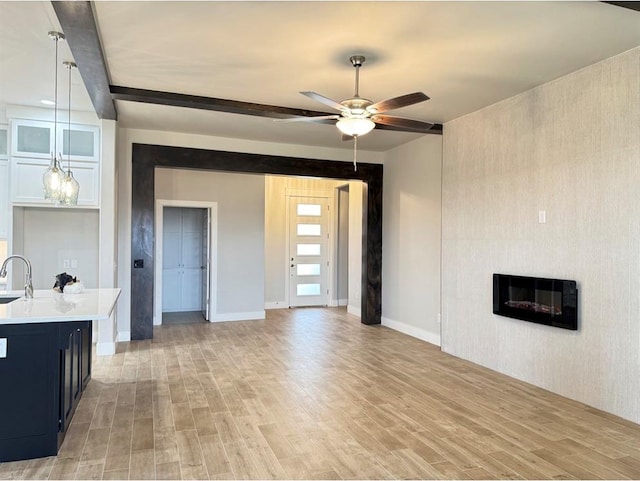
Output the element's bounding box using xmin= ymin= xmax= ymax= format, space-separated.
xmin=12 ymin=207 xmax=99 ymax=290
xmin=156 ymin=168 xmax=265 ymax=319
xmin=337 ymin=186 xmax=349 ymax=303
xmin=116 ymin=128 xmax=383 ymax=335
xmin=347 ymin=181 xmax=363 ymax=317
xmin=382 ymin=135 xmax=443 ymax=345
xmin=442 ymin=47 xmax=640 ymax=422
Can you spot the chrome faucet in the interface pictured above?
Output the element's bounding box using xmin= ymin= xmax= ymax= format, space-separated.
xmin=0 ymin=255 xmax=34 ymax=299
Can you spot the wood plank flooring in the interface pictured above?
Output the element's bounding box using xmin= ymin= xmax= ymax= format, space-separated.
xmin=2 ymin=307 xmax=640 ymax=480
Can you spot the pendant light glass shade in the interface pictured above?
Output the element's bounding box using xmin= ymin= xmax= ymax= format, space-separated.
xmin=59 ymin=170 xmax=80 ymax=206
xmin=42 ymin=31 xmax=65 ymax=203
xmin=60 ymin=61 xmax=79 ymax=206
xmin=43 ymin=155 xmax=65 ymax=200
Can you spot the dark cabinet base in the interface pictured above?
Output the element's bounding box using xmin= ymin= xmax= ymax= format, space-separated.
xmin=0 ymin=321 xmax=92 ymax=462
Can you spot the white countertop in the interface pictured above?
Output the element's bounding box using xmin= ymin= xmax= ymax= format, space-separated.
xmin=0 ymin=288 xmax=121 ymax=325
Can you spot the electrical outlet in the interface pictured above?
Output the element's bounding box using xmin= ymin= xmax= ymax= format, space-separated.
xmin=71 ymin=259 xmax=78 ymax=269
xmin=0 ymin=338 xmax=7 ymax=358
xmin=538 ymin=210 xmax=546 ymax=224
xmin=63 ymin=259 xmax=70 ymax=269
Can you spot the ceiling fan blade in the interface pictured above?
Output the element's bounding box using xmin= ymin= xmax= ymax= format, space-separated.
xmin=367 ymin=92 xmax=430 ymax=114
xmin=274 ymin=114 xmax=340 ymax=124
xmin=373 ymin=114 xmax=434 ymax=133
xmin=301 ymin=91 xmax=346 ymax=112
xmin=341 ymin=134 xmax=352 ymax=142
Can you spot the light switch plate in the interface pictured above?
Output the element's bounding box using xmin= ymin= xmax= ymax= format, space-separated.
xmin=0 ymin=338 xmax=7 ymax=358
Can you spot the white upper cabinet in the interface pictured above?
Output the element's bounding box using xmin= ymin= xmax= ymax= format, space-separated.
xmin=10 ymin=157 xmax=99 ymax=206
xmin=12 ymin=119 xmax=99 ymax=162
xmin=9 ymin=119 xmax=101 ymax=207
xmin=0 ymin=125 xmax=8 ymax=159
xmin=0 ymin=161 xmax=8 ymax=238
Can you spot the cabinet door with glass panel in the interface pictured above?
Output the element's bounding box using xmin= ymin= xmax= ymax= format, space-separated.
xmin=11 ymin=119 xmax=99 ymax=162
xmin=58 ymin=123 xmax=100 ymax=162
xmin=11 ymin=119 xmax=54 ymax=159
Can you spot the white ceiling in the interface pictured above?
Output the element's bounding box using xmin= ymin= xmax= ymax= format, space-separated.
xmin=2 ymin=1 xmax=639 ymax=152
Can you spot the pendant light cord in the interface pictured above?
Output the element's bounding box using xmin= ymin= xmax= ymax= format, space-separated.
xmin=67 ymin=62 xmax=72 ymax=173
xmin=53 ymin=35 xmax=58 ymax=157
xmin=353 ymin=135 xmax=358 ymax=172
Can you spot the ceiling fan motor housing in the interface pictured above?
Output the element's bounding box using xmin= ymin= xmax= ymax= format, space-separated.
xmin=341 ymin=98 xmax=373 ymax=116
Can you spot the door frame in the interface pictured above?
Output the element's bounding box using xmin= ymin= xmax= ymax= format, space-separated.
xmin=154 ymin=199 xmax=218 ymax=325
xmin=284 ymin=189 xmax=336 ymax=308
xmin=131 ymin=145 xmax=382 ymax=340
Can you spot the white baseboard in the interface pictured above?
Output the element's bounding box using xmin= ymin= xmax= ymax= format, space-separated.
xmin=347 ymin=305 xmax=361 ymax=318
xmin=96 ymin=341 xmax=116 ymax=356
xmin=212 ymin=311 xmax=266 ymax=322
xmin=381 ymin=316 xmax=441 ymax=347
xmin=328 ymin=298 xmax=349 ymax=307
xmin=265 ymin=301 xmax=287 ymax=309
xmin=117 ymin=331 xmax=131 ymax=342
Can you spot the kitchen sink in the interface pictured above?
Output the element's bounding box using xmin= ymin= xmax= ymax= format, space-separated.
xmin=0 ymin=297 xmax=19 ymax=304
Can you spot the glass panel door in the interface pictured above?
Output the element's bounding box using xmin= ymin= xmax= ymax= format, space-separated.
xmin=289 ymin=196 xmax=329 ymax=307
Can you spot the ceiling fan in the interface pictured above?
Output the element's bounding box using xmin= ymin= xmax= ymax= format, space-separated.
xmin=279 ymin=55 xmax=434 ymax=139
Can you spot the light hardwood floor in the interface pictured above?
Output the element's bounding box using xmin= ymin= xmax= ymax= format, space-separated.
xmin=2 ymin=307 xmax=640 ymax=480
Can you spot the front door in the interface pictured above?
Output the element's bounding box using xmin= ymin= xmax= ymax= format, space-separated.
xmin=289 ymin=196 xmax=329 ymax=307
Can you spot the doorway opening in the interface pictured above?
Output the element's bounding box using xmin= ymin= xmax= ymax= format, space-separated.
xmin=336 ymin=184 xmax=350 ymax=307
xmin=154 ymin=200 xmax=217 ymax=326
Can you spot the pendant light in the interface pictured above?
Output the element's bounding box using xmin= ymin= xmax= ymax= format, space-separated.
xmin=42 ymin=31 xmax=66 ymax=202
xmin=59 ymin=61 xmax=79 ymax=205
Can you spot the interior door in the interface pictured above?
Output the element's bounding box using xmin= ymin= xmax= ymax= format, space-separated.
xmin=162 ymin=207 xmax=181 ymax=312
xmin=180 ymin=208 xmax=203 ymax=311
xmin=289 ymin=196 xmax=329 ymax=307
xmin=201 ymin=209 xmax=211 ymax=321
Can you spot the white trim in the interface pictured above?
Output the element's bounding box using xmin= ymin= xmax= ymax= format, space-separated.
xmin=117 ymin=331 xmax=131 ymax=342
xmin=96 ymin=341 xmax=116 ymax=356
xmin=211 ymin=311 xmax=265 ymax=322
xmin=154 ymin=199 xmax=218 ymax=326
xmin=328 ymin=298 xmax=349 ymax=307
xmin=347 ymin=305 xmax=361 ymax=318
xmin=381 ymin=316 xmax=441 ymax=347
xmin=265 ymin=301 xmax=287 ymax=309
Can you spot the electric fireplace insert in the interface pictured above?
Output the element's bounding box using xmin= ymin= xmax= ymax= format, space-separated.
xmin=493 ymin=274 xmax=578 ymax=330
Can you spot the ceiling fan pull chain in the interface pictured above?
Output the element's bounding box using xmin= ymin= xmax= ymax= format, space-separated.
xmin=353 ymin=135 xmax=358 ymax=171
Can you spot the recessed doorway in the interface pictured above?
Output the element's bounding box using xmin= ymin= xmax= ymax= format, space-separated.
xmin=154 ymin=200 xmax=218 ymax=326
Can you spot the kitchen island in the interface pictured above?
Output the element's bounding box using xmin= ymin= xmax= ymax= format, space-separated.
xmin=0 ymin=288 xmax=120 ymax=462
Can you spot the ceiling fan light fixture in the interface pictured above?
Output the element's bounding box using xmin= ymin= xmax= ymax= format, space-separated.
xmin=336 ymin=117 xmax=375 ymax=137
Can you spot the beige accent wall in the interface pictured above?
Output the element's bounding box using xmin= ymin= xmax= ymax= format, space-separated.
xmin=442 ymin=47 xmax=640 ymax=422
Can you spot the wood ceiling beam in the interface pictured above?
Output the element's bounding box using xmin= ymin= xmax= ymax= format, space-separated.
xmin=110 ymin=85 xmax=443 ymax=135
xmin=52 ymin=1 xmax=117 ymax=120
xmin=601 ymin=1 xmax=640 ymax=12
